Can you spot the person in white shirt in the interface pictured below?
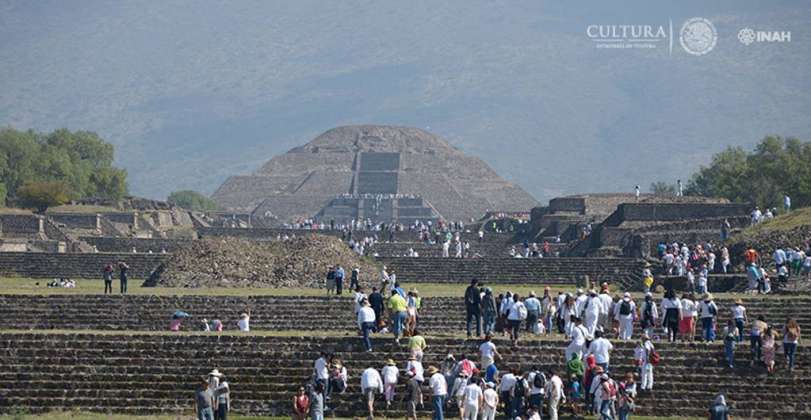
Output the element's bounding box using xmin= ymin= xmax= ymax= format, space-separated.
xmin=499 ymin=370 xmax=517 ymax=414
xmin=660 ymin=289 xmax=682 ymax=342
xmin=565 ymin=316 xmax=588 ymax=363
xmin=586 ymin=330 xmax=614 ymax=372
xmin=482 ymin=382 xmax=499 ymax=420
xmin=428 ymin=366 xmax=447 ymax=420
xmin=405 ymin=355 xmax=424 ymax=383
xmin=462 ymin=378 xmax=483 ymax=420
xmin=635 ymin=334 xmax=655 ymax=391
xmin=545 ymin=369 xmax=563 ymax=420
xmin=680 ymin=294 xmax=698 ymax=342
xmin=237 ymin=309 xmax=251 ymax=332
xmin=357 ymin=299 xmax=377 ymax=352
xmin=360 ymin=367 xmax=383 ymax=419
xmin=598 ymin=283 xmax=614 ymax=332
xmin=478 ymin=336 xmax=501 ymax=370
xmin=354 ymin=287 xmax=367 ymax=315
xmin=381 ymin=359 xmax=399 ymax=408
xmin=314 ymin=352 xmax=329 ymax=388
xmin=614 ymin=293 xmax=637 ymax=340
xmin=574 ymin=289 xmax=588 ymax=316
xmin=731 ymin=299 xmax=747 ymax=343
xmin=698 ymin=294 xmax=718 ymax=342
xmin=507 ymin=295 xmax=528 ymax=345
xmin=582 ymin=290 xmax=602 ymax=337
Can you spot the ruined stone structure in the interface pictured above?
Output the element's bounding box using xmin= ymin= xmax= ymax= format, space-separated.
xmin=212 ymin=125 xmax=539 ymax=224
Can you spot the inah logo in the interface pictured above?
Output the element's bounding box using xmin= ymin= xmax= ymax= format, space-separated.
xmin=679 ymin=17 xmax=717 ymax=55
xmin=738 ymin=27 xmax=791 ymax=45
xmin=738 ymin=28 xmax=756 ymax=45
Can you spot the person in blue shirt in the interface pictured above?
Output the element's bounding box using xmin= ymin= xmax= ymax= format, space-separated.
xmin=335 ymin=265 xmax=345 ymax=295
xmin=485 ymin=362 xmax=498 ymax=383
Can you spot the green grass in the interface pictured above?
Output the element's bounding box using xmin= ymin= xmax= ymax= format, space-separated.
xmin=733 ymin=206 xmax=811 ymax=241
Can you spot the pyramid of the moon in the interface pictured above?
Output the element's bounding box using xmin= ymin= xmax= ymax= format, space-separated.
xmin=212 ymin=125 xmax=539 ymax=224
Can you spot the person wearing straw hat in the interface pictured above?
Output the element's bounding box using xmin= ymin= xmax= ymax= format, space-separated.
xmin=698 ymin=293 xmax=718 ymax=343
xmin=427 ymin=365 xmax=447 ymax=420
xmin=731 ymin=299 xmax=748 ymax=343
xmin=381 ymin=359 xmax=399 ymax=408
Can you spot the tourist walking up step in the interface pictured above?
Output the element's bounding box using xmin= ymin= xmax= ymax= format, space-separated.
xmin=635 ymin=334 xmax=655 ymax=391
xmin=479 ymin=335 xmax=501 ymax=371
xmin=381 ymin=359 xmax=399 ymax=408
xmin=525 ymin=291 xmax=541 ymax=333
xmin=462 ymin=377 xmax=483 ymax=420
xmin=783 ymin=318 xmax=801 ymax=371
xmin=616 ymin=372 xmax=636 ymax=420
xmin=724 ymin=319 xmax=738 ymax=369
xmin=640 ymin=293 xmax=658 ymax=339
xmin=102 ymin=263 xmax=114 ymax=294
xmin=428 ymin=366 xmax=447 ymax=420
xmin=709 ymin=394 xmax=730 ymax=420
xmin=597 ymin=373 xmax=618 ymax=420
xmin=361 ymin=366 xmax=383 ymax=420
xmin=699 ymin=294 xmax=718 ymax=343
xmin=408 ymin=329 xmax=427 ymax=361
xmin=482 ymin=381 xmax=499 ymax=420
xmin=117 ymin=260 xmax=129 ymax=294
xmin=334 ymin=265 xmax=345 ymax=295
xmin=750 ymin=315 xmax=767 ymax=364
xmin=763 ymin=327 xmax=778 ymax=374
xmin=350 ymin=267 xmax=360 ymax=290
xmin=731 ymin=299 xmax=747 ymax=342
xmin=292 ymin=386 xmax=310 ymax=420
xmin=465 ymin=279 xmax=482 ymax=337
xmin=482 ymin=288 xmax=498 ymax=335
xmin=546 ymin=368 xmax=564 ymax=420
xmin=358 ymin=299 xmax=376 ymax=352
xmin=586 ymin=330 xmax=614 ymax=372
xmin=680 ymin=293 xmax=697 ymax=342
xmin=582 ymin=290 xmax=602 ymax=337
xmin=528 ymin=367 xmax=546 ymax=410
xmin=406 ymin=289 xmax=421 ymax=335
xmin=598 ymin=284 xmax=613 ymax=333
xmin=368 ymin=288 xmax=384 ymax=330
xmin=508 ymin=294 xmax=528 ymax=345
xmin=614 ymin=293 xmax=636 ymax=340
xmin=196 ymin=379 xmax=215 ymax=420
xmin=403 ymin=369 xmax=421 ymax=420
xmin=661 ymin=289 xmax=681 ymax=342
xmin=388 ymin=291 xmax=407 ymax=345
xmin=566 ymin=317 xmax=588 ymax=363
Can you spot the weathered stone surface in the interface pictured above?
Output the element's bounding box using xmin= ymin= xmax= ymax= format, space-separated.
xmin=212 ymin=125 xmax=539 ymax=222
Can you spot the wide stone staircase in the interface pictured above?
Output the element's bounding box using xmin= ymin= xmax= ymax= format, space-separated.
xmin=2 ymin=295 xmax=808 ymax=335
xmin=0 ymin=332 xmax=807 ymax=419
xmin=0 ymin=252 xmax=168 ymax=279
xmin=378 ymin=257 xmax=646 ymax=289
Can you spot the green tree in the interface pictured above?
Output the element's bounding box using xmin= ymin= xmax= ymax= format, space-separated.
xmin=650 ymin=181 xmax=676 ymax=196
xmin=17 ymin=181 xmax=73 ymax=213
xmin=0 ymin=182 xmax=6 ymax=206
xmin=167 ymin=190 xmax=219 ymax=211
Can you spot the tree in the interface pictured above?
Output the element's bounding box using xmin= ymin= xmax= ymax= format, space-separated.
xmin=17 ymin=181 xmax=73 ymax=213
xmin=685 ymin=136 xmax=811 ymax=208
xmin=650 ymin=181 xmax=676 ymax=196
xmin=0 ymin=127 xmax=128 ymax=204
xmin=0 ymin=182 xmax=6 ymax=206
xmin=167 ymin=190 xmax=219 ymax=212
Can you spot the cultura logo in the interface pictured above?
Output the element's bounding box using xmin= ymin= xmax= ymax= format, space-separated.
xmin=679 ymin=17 xmax=717 ymax=55
xmin=738 ymin=28 xmax=756 ymax=45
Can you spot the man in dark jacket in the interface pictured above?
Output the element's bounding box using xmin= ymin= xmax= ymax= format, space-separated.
xmin=368 ymin=287 xmax=385 ymax=331
xmin=465 ymin=279 xmax=482 ymax=337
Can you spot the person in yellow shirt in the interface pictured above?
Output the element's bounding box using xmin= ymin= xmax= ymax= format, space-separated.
xmin=388 ymin=292 xmax=408 ymax=344
xmin=408 ymin=329 xmax=427 ymax=361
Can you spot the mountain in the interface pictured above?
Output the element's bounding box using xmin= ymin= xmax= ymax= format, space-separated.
xmin=0 ymin=0 xmax=809 ymax=203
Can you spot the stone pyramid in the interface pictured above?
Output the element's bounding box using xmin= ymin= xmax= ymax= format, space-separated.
xmin=212 ymin=125 xmax=539 ymax=223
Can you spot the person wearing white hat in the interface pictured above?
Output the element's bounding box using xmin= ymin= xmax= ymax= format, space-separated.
xmin=237 ymin=309 xmax=250 ymax=332
xmin=614 ymin=293 xmax=637 ymax=340
xmin=481 ymin=381 xmax=499 ymax=420
xmin=582 ymin=290 xmax=602 ymax=338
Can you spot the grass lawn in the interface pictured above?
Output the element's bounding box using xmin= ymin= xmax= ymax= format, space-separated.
xmin=732 ymin=206 xmax=811 ymax=241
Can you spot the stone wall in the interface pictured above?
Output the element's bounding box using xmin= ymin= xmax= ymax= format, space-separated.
xmin=604 ymin=203 xmax=750 ymax=226
xmin=80 ymin=237 xmax=191 ymax=253
xmin=47 ymin=213 xmax=99 ymax=230
xmin=0 ymin=214 xmax=42 ymax=235
xmin=0 ymin=252 xmax=169 ymax=279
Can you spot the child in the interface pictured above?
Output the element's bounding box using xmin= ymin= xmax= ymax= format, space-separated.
xmin=762 ymin=326 xmax=777 ymax=374
xmin=723 ymin=320 xmax=738 ymax=368
xmin=567 ymin=374 xmax=583 ymax=416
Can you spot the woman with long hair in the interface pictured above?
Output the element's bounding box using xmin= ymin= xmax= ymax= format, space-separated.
xmin=783 ymin=318 xmax=801 ymax=371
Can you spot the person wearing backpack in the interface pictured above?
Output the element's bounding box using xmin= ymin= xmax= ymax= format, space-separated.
xmin=528 ymin=367 xmax=546 ymax=411
xmin=507 ymin=294 xmax=528 ymax=346
xmin=634 ymin=334 xmax=655 ymax=391
xmin=640 ymin=293 xmax=658 ymax=339
xmin=598 ymin=374 xmax=618 ymax=420
xmin=614 ymin=293 xmax=637 ymax=340
xmin=698 ymin=293 xmax=719 ymax=343
xmin=510 ymin=370 xmax=529 ymax=419
xmin=617 ymin=372 xmax=637 ymax=420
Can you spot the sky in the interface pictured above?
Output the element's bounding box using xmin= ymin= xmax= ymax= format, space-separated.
xmin=1 ymin=0 xmax=809 ymax=203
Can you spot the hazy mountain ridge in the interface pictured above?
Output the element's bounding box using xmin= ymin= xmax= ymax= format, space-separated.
xmin=0 ymin=1 xmax=809 ymax=203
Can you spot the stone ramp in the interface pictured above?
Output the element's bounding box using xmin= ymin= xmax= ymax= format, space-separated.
xmin=0 ymin=333 xmax=808 ymax=418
